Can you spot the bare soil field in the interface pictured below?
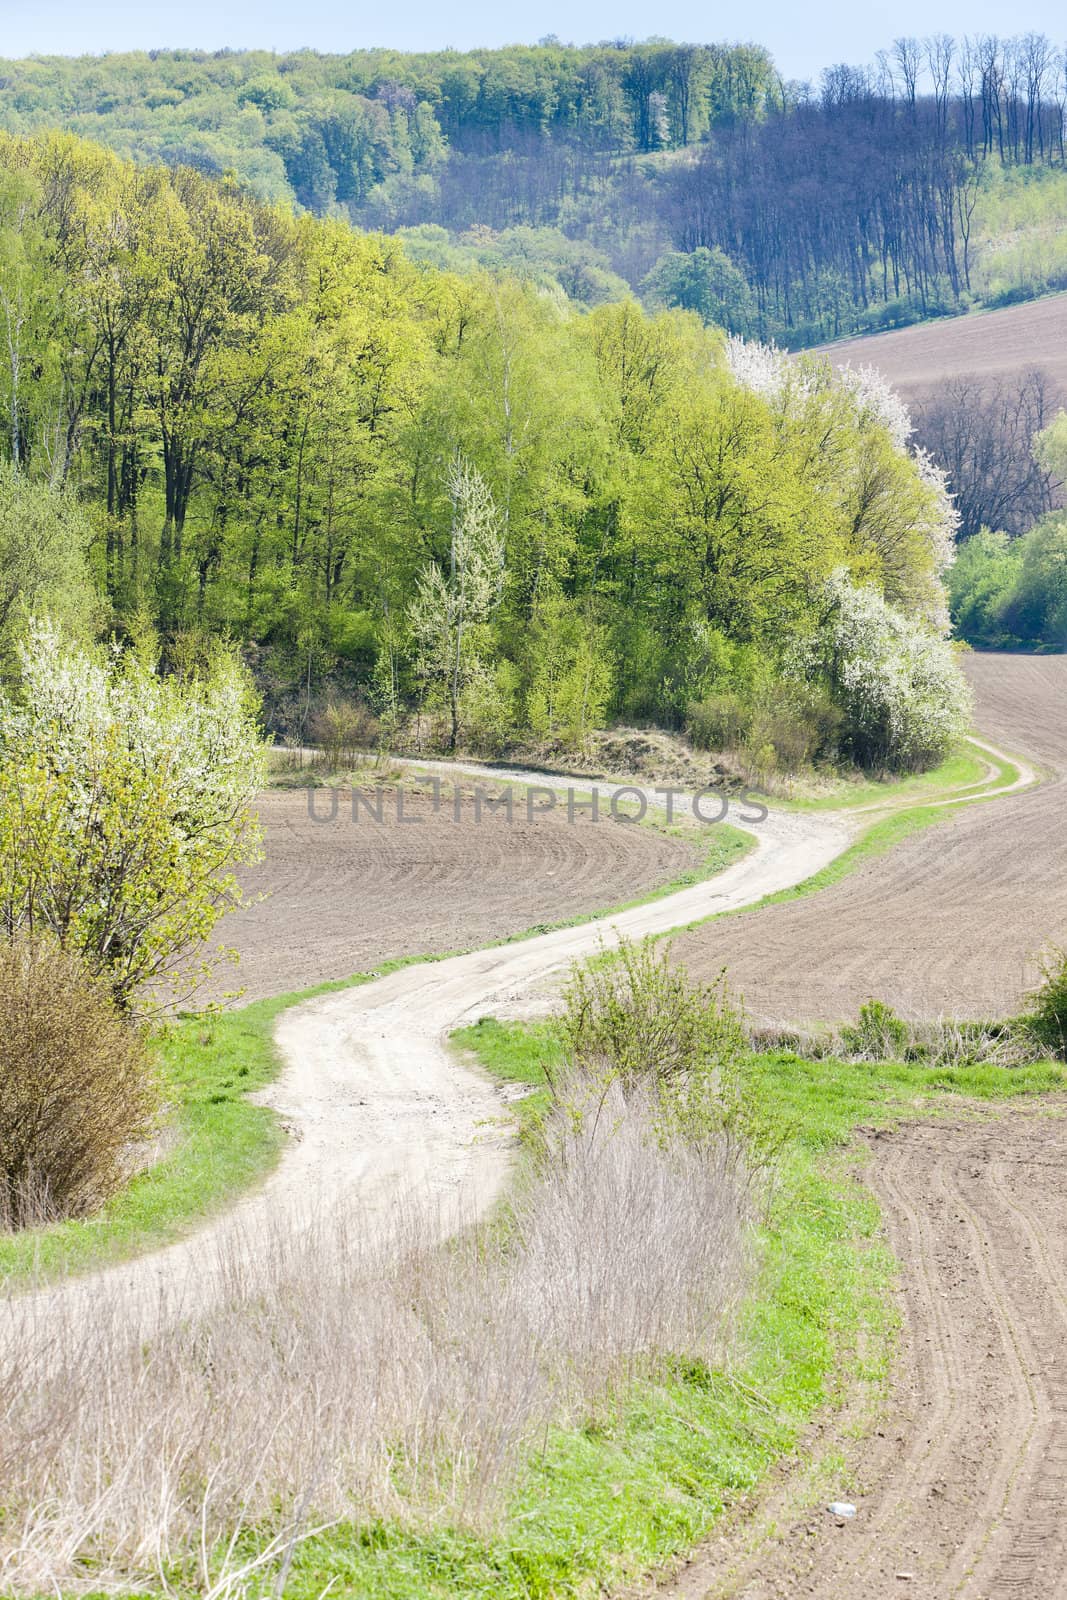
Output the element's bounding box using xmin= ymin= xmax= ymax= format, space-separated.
xmin=814 ymin=292 xmax=1067 ymax=401
xmin=208 ymin=784 xmax=702 ymax=1003
xmin=671 ymin=653 xmax=1067 ymax=1024
xmin=660 ymin=1101 xmax=1067 ymax=1600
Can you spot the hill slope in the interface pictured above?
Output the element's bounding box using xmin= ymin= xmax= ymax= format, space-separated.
xmin=816 ymin=292 xmax=1067 ymax=403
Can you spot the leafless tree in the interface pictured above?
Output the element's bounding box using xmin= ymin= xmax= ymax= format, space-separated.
xmin=914 ymin=369 xmax=1064 ymax=540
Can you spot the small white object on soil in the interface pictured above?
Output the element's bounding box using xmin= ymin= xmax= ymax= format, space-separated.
xmin=827 ymin=1502 xmax=857 ymax=1518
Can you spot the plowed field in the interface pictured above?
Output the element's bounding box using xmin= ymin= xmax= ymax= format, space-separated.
xmin=671 ymin=653 xmax=1067 ymax=1023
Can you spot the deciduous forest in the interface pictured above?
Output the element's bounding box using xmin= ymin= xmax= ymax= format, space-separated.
xmin=6 ymin=35 xmax=1067 ymax=342
xmin=0 ymin=129 xmax=963 ymax=768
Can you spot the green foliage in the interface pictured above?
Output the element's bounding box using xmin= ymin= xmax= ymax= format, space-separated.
xmin=0 ymin=466 xmax=98 ymax=658
xmin=0 ymin=130 xmax=964 ymax=774
xmin=6 ymin=41 xmax=1067 ymax=344
xmin=310 ymin=696 xmax=380 ymax=768
xmin=1032 ymin=407 xmax=1067 ymax=480
xmin=687 ymin=672 xmax=842 ymax=774
xmin=556 ymin=937 xmax=745 ymax=1116
xmin=641 ymin=246 xmax=757 ymax=334
xmin=398 ymin=224 xmax=630 ymax=307
xmin=948 ymin=528 xmax=1025 ymax=647
xmin=839 ymin=999 xmax=910 ymax=1061
xmin=969 ymin=164 xmax=1067 ymax=307
xmin=1026 ymin=947 xmax=1067 ymax=1057
xmin=0 ymin=44 xmax=776 ymax=222
xmin=949 ymin=515 xmax=1067 ymax=650
xmin=525 ymin=596 xmax=613 ymax=747
xmin=0 ymin=621 xmax=265 ymax=1012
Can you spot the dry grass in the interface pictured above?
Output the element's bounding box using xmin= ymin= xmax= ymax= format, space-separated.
xmin=750 ymin=1008 xmax=1042 ymax=1069
xmin=0 ymin=942 xmax=155 ymax=1230
xmin=0 ymin=1074 xmax=750 ymax=1593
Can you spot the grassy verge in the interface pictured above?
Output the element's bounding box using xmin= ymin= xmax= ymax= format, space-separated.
xmin=0 ymin=821 xmax=752 ymax=1289
xmin=771 ymin=736 xmax=1020 ymax=814
xmin=254 ymin=1022 xmax=1064 ymax=1600
xmin=0 ymin=995 xmax=288 ymax=1284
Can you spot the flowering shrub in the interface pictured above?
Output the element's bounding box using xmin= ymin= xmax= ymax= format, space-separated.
xmin=802 ymin=571 xmax=972 ymax=771
xmin=0 ymin=622 xmax=266 ymax=1012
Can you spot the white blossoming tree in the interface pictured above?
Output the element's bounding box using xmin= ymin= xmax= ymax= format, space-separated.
xmin=409 ymin=454 xmax=506 ymax=753
xmin=803 ymin=571 xmax=972 ymax=771
xmin=724 ymin=335 xmax=960 ymax=629
xmin=0 ymin=622 xmax=266 ymax=1012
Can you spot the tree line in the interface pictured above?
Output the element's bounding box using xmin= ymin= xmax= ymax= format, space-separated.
xmin=0 ymin=130 xmax=963 ymax=770
xmin=7 ymin=36 xmax=1067 ymax=342
xmin=0 ymin=42 xmax=777 ymax=216
xmin=663 ymin=35 xmax=1067 ymax=342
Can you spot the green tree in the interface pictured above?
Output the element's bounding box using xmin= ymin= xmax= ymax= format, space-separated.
xmin=525 ymin=595 xmax=614 ymax=746
xmin=0 ymin=621 xmax=265 ymax=1012
xmin=641 ymin=247 xmax=756 ymax=334
xmin=0 ymin=468 xmax=99 ymax=660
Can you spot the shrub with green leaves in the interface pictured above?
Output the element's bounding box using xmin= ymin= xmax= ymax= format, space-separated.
xmin=0 ymin=621 xmax=266 ymax=1013
xmin=558 ymin=939 xmax=744 ymax=1094
xmin=840 ymin=999 xmax=910 ymax=1061
xmin=549 ymin=938 xmax=772 ymax=1165
xmin=1027 ymin=947 xmax=1067 ymax=1057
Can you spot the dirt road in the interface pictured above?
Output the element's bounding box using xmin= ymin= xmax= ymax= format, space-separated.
xmin=7 ymin=697 xmax=1051 ymax=1595
xmin=659 ymin=1102 xmax=1067 ymax=1600
xmin=10 ymin=796 xmax=849 ymax=1330
xmin=204 ymin=780 xmax=703 ymax=1003
xmin=672 ymin=653 xmax=1067 ymax=1022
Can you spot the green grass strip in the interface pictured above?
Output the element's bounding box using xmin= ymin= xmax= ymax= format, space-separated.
xmin=771 ymin=739 xmax=989 ymax=812
xmin=236 ymin=1027 xmax=1064 ymax=1600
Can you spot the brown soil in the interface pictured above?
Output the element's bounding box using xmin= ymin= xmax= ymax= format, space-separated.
xmin=670 ymin=653 xmax=1067 ymax=1023
xmin=814 ymin=292 xmax=1067 ymax=403
xmin=656 ymin=1101 xmax=1067 ymax=1600
xmin=208 ymin=783 xmax=701 ymax=1004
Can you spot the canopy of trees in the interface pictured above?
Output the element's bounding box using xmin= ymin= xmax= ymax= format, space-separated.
xmin=664 ymin=35 xmax=1067 ymax=343
xmin=0 ymin=130 xmax=962 ymax=768
xmin=0 ymin=42 xmax=776 ymax=213
xmin=949 ymin=409 xmax=1067 ymax=650
xmin=5 ymin=35 xmax=1067 ymax=343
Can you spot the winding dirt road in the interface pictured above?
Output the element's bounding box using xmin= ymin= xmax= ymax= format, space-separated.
xmin=11 ymin=730 xmax=1030 ymax=1328
xmin=9 ymin=697 xmax=1057 ymax=1600
xmin=12 ymin=792 xmax=851 ymax=1330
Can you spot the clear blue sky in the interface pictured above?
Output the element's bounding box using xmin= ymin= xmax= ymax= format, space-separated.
xmin=3 ymin=0 xmax=1065 ymax=84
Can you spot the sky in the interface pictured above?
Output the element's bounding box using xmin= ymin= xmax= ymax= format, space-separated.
xmin=1 ymin=0 xmax=1065 ymax=84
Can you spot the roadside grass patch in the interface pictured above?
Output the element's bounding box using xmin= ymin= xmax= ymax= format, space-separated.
xmin=238 ymin=1031 xmax=1064 ymax=1600
xmin=774 ymin=739 xmax=989 ymax=811
xmin=0 ymin=997 xmax=286 ymax=1283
